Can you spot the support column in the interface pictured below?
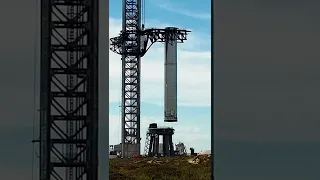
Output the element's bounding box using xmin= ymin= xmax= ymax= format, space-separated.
xmin=155 ymin=135 xmax=160 ymax=157
xmin=169 ymin=135 xmax=174 ymax=156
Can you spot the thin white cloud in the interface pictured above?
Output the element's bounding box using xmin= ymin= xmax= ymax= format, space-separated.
xmin=157 ymin=3 xmax=211 ymax=20
xmin=109 ymin=18 xmax=211 ymax=107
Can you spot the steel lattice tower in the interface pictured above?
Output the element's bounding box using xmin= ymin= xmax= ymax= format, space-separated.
xmin=37 ymin=0 xmax=99 ymax=179
xmin=120 ymin=0 xmax=142 ymax=157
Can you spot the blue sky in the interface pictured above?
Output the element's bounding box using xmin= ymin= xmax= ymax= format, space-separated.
xmin=109 ymin=0 xmax=211 ymax=152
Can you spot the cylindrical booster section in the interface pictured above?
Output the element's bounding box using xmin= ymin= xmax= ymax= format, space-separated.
xmin=164 ymin=27 xmax=178 ymax=122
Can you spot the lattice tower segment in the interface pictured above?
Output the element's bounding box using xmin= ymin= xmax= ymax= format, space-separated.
xmin=38 ymin=0 xmax=99 ymax=180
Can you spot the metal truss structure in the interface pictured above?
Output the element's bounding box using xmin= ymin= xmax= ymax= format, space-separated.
xmin=36 ymin=0 xmax=99 ymax=179
xmin=110 ymin=0 xmax=190 ymax=158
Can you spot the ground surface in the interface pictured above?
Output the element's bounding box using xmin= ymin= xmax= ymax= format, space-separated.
xmin=109 ymin=155 xmax=211 ymax=180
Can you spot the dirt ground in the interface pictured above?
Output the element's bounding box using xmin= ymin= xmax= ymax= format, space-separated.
xmin=109 ymin=155 xmax=211 ymax=180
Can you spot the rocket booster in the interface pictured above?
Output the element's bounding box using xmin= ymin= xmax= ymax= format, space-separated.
xmin=164 ymin=27 xmax=178 ymax=122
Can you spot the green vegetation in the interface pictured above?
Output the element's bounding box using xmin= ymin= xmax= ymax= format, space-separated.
xmin=110 ymin=155 xmax=211 ymax=180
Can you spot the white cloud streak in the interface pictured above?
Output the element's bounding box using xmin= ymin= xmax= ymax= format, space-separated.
xmin=157 ymin=3 xmax=211 ymax=20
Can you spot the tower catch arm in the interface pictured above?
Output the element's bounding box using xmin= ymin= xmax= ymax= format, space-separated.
xmin=110 ymin=28 xmax=190 ymax=56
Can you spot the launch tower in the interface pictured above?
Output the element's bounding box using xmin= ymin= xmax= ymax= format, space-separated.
xmin=110 ymin=0 xmax=190 ymax=157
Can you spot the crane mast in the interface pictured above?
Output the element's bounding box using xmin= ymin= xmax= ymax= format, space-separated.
xmin=111 ymin=0 xmax=190 ymax=158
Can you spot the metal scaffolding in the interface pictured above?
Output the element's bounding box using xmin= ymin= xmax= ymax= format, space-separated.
xmin=36 ymin=0 xmax=99 ymax=179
